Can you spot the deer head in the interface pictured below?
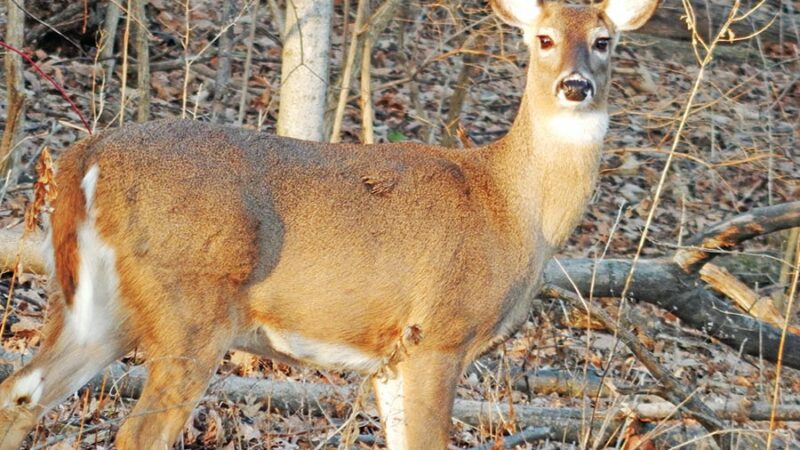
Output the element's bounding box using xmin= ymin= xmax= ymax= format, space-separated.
xmin=491 ymin=0 xmax=659 ymax=115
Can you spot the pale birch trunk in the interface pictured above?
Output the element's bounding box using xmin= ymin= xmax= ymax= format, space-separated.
xmin=277 ymin=0 xmax=333 ymax=141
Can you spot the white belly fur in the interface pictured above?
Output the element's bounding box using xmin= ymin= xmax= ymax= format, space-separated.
xmin=258 ymin=326 xmax=384 ymax=373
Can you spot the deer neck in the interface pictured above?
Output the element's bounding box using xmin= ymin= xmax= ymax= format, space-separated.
xmin=487 ymin=70 xmax=607 ymax=250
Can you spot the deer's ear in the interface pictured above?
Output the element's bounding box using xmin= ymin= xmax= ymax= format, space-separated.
xmin=490 ymin=0 xmax=543 ymax=29
xmin=602 ymin=0 xmax=659 ymax=32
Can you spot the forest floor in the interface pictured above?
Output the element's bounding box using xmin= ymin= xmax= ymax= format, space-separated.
xmin=0 ymin=0 xmax=798 ymax=449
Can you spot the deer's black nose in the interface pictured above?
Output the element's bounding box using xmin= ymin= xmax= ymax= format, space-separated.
xmin=559 ymin=77 xmax=594 ymax=102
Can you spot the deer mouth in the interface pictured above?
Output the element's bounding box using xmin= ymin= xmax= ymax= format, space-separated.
xmin=556 ymin=74 xmax=595 ymax=107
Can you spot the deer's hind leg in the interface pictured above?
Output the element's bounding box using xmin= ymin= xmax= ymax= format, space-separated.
xmin=0 ymin=162 xmax=134 ymax=449
xmin=113 ymin=281 xmax=235 ymax=450
xmin=114 ymin=348 xmax=226 ymax=450
xmin=0 ymin=292 xmax=126 ymax=450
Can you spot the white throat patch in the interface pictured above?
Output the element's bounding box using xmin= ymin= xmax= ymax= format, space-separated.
xmin=544 ymin=111 xmax=609 ymax=146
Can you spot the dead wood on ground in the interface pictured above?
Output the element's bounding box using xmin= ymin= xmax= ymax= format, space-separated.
xmin=0 ymin=354 xmax=796 ymax=449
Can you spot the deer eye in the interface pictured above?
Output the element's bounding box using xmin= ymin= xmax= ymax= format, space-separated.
xmin=537 ymin=35 xmax=554 ymax=50
xmin=594 ymin=37 xmax=610 ymax=51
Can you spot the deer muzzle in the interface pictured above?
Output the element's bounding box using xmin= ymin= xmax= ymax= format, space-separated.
xmin=557 ymin=74 xmax=595 ymax=104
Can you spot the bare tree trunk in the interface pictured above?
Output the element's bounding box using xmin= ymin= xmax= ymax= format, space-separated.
xmin=329 ymin=0 xmax=368 ymax=143
xmin=134 ymin=0 xmax=151 ymax=122
xmin=237 ymin=0 xmax=261 ymax=126
xmin=267 ymin=0 xmax=285 ymax=41
xmin=276 ymin=0 xmax=333 ymax=140
xmin=441 ymin=37 xmax=483 ymax=148
xmin=101 ymin=0 xmax=122 ymax=78
xmin=0 ymin=0 xmax=27 ymax=181
xmin=212 ymin=0 xmax=236 ymax=123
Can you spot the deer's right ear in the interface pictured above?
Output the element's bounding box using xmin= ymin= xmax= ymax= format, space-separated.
xmin=490 ymin=0 xmax=543 ymax=30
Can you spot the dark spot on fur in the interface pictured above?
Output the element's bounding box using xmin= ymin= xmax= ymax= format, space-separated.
xmin=125 ymin=183 xmax=140 ymax=205
xmin=16 ymin=395 xmax=30 ymax=406
xmin=436 ymin=159 xmax=470 ymax=196
xmin=361 ymin=175 xmax=396 ymax=196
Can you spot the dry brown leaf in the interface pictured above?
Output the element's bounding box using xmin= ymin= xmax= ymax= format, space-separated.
xmin=732 ymin=375 xmax=753 ymax=388
xmin=561 ymin=308 xmax=606 ymax=330
xmin=25 ymin=147 xmax=57 ymax=232
xmin=627 ymin=434 xmax=657 ymax=450
xmin=229 ymin=350 xmax=257 ymax=376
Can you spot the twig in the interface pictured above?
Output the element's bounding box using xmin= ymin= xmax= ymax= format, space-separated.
xmin=616 ymin=0 xmax=749 ymax=353
xmin=12 ymin=0 xmax=84 ymax=53
xmin=180 ymin=0 xmax=191 ymax=117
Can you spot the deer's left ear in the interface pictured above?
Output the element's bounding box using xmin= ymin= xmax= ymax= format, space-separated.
xmin=490 ymin=0 xmax=544 ymax=30
xmin=602 ymin=0 xmax=659 ymax=31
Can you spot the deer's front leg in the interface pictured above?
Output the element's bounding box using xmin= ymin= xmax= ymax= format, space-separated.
xmin=374 ymin=351 xmax=462 ymax=450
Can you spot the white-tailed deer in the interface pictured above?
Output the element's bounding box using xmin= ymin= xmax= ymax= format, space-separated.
xmin=0 ymin=0 xmax=657 ymax=448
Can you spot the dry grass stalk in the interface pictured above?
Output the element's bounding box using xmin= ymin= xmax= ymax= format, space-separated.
xmin=119 ymin=0 xmax=133 ymax=125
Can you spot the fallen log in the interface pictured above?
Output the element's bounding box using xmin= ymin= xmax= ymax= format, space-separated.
xmin=511 ymin=367 xmax=604 ymax=398
xmin=0 ymin=227 xmax=45 ymax=275
xmin=3 ymin=353 xmax=794 ymax=449
xmin=544 ymin=201 xmax=800 ymax=370
xmin=543 ymin=258 xmax=800 ymax=370
xmin=4 ymin=351 xmax=799 ymax=424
